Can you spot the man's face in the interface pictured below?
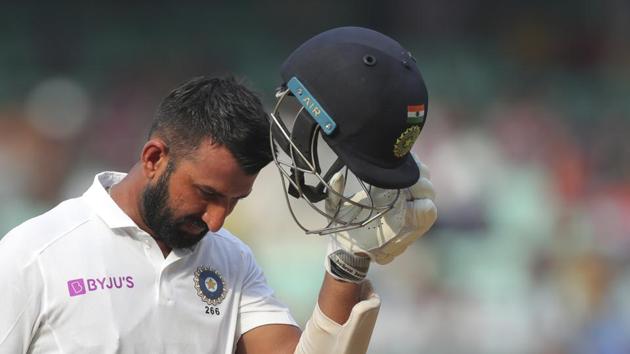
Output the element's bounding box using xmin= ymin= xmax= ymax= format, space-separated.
xmin=140 ymin=141 xmax=258 ymax=250
xmin=140 ymin=162 xmax=205 ymax=249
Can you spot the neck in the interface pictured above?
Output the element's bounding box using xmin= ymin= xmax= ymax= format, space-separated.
xmin=109 ymin=163 xmax=172 ymax=258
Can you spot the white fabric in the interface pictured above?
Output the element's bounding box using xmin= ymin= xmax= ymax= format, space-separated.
xmin=0 ymin=172 xmax=296 ymax=354
xmin=325 ymin=157 xmax=438 ymax=264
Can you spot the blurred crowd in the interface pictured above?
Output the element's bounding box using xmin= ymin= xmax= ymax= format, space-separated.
xmin=1 ymin=1 xmax=629 ymax=353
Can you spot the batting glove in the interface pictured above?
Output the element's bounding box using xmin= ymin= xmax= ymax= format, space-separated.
xmin=324 ymin=156 xmax=438 ymax=283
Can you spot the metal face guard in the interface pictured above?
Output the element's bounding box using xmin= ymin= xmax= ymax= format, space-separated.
xmin=269 ymin=88 xmax=399 ymax=235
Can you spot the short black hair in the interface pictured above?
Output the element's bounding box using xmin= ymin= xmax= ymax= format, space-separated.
xmin=148 ymin=76 xmax=272 ymax=174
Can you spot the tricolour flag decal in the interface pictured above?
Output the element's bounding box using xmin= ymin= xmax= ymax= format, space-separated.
xmin=407 ymin=104 xmax=425 ymax=124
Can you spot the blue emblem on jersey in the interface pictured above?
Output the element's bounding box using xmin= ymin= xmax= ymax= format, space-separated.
xmin=194 ymin=266 xmax=227 ymax=306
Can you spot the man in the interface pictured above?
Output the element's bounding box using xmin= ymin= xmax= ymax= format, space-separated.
xmin=1 ymin=27 xmax=436 ymax=354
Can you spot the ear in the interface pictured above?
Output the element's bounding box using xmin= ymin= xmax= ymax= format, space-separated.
xmin=140 ymin=138 xmax=169 ymax=179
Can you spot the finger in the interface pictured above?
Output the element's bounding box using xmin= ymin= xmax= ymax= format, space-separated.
xmin=418 ymin=160 xmax=431 ymax=180
xmin=410 ymin=198 xmax=438 ymax=232
xmin=325 ymin=171 xmax=346 ymax=212
xmin=410 ymin=152 xmax=431 ymax=180
xmin=374 ymin=251 xmax=395 ymax=265
xmin=408 ymin=154 xmax=434 ymax=199
xmin=407 ymin=176 xmax=435 ymax=201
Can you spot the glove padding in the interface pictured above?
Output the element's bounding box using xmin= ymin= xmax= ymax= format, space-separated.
xmin=325 ymin=157 xmax=437 ymax=266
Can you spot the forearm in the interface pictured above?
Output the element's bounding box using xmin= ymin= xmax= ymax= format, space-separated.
xmin=317 ymin=273 xmax=363 ymax=324
xmin=294 ymin=273 xmax=380 ymax=354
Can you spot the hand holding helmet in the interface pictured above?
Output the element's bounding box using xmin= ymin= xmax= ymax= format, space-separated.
xmin=273 ymin=27 xmax=439 ymax=354
xmin=269 ymin=27 xmax=438 ymax=282
xmin=324 ymin=155 xmax=437 ymax=282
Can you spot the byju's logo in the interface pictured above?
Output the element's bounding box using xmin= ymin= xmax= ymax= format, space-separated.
xmin=67 ymin=279 xmax=87 ymax=296
xmin=67 ymin=276 xmax=134 ymax=297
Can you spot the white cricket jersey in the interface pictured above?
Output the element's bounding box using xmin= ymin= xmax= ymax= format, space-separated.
xmin=0 ymin=172 xmax=297 ymax=354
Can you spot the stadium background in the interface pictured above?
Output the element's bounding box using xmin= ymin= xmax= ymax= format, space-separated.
xmin=1 ymin=1 xmax=629 ymax=353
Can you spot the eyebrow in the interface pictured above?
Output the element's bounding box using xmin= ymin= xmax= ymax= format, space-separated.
xmin=195 ymin=184 xmax=251 ymax=200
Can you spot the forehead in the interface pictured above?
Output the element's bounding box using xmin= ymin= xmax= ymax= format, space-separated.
xmin=174 ymin=140 xmax=257 ymax=196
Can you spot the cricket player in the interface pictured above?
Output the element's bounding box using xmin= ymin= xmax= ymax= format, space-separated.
xmin=0 ymin=27 xmax=436 ymax=354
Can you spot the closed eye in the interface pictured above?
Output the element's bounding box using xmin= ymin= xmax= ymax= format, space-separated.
xmin=195 ymin=184 xmax=251 ymax=201
xmin=198 ymin=187 xmax=221 ymax=200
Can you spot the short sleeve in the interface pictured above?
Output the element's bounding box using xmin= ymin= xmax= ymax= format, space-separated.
xmin=236 ymin=246 xmax=298 ymax=337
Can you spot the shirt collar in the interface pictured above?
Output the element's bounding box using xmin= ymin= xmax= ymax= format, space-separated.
xmin=83 ymin=171 xmax=140 ymax=229
xmin=82 ymin=171 xmax=195 ymax=258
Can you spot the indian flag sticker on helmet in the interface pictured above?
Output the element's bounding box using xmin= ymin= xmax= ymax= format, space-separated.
xmin=194 ymin=266 xmax=227 ymax=306
xmin=393 ymin=125 xmax=422 ymax=158
xmin=407 ymin=104 xmax=425 ymax=124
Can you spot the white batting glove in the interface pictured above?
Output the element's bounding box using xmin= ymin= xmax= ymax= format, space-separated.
xmin=324 ymin=156 xmax=437 ymax=282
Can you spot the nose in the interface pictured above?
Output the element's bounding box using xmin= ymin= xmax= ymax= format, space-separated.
xmin=201 ymin=202 xmax=232 ymax=233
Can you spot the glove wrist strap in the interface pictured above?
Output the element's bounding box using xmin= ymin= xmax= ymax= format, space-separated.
xmin=326 ymin=249 xmax=370 ymax=283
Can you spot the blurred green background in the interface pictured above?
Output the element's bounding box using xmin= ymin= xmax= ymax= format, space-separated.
xmin=1 ymin=1 xmax=629 ymax=353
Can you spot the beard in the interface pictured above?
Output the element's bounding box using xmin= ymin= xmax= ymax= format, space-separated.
xmin=140 ymin=162 xmax=209 ymax=250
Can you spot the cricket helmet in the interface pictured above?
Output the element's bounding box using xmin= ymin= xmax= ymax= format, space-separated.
xmin=269 ymin=26 xmax=429 ymax=234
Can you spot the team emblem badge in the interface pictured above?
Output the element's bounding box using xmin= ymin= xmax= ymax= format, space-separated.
xmin=194 ymin=266 xmax=227 ymax=306
xmin=393 ymin=125 xmax=422 ymax=158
